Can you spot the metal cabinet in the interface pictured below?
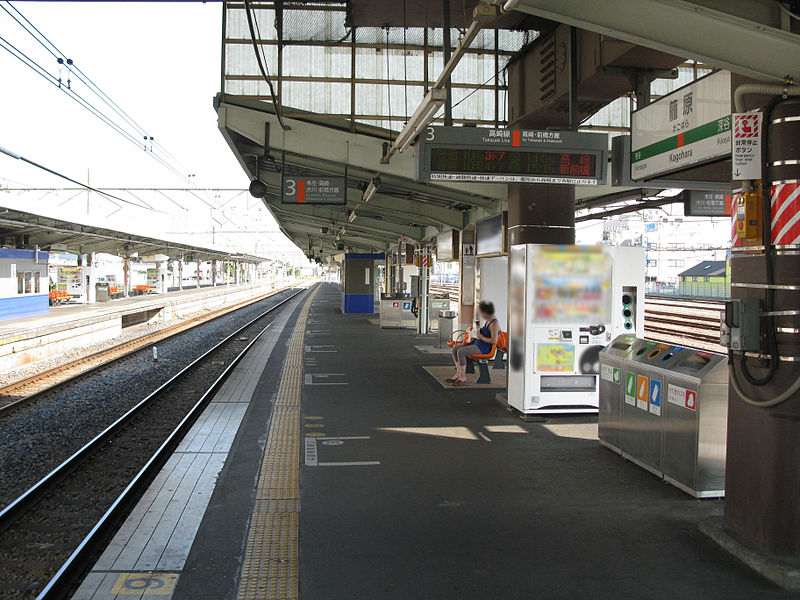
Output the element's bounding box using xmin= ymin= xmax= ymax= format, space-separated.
xmin=380 ymin=295 xmax=406 ymax=328
xmin=599 ymin=336 xmax=728 ymax=497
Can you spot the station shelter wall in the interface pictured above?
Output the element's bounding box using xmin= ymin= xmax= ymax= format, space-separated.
xmin=0 ymin=248 xmax=50 ymax=320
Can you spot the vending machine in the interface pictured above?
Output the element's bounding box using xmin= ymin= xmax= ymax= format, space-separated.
xmin=507 ymin=244 xmax=645 ymax=415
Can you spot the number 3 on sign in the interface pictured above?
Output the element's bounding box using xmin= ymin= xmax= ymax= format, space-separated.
xmin=285 ymin=179 xmax=296 ymax=197
xmin=426 ymin=127 xmax=435 ymax=141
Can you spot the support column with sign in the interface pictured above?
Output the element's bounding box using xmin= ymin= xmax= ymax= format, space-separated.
xmin=415 ymin=126 xmax=607 ymax=246
xmin=417 ymin=246 xmax=431 ymax=335
xmin=459 ymin=234 xmax=476 ymax=329
xmin=415 ymin=125 xmax=608 ymax=323
xmin=718 ymin=98 xmax=800 ymax=576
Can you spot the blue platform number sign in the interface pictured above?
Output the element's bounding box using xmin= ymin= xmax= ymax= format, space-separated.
xmin=649 ymin=378 xmax=662 ymax=416
xmin=402 ymin=301 xmax=412 ymax=311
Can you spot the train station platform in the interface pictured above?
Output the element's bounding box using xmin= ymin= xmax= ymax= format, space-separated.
xmin=75 ymin=283 xmax=793 ymax=599
xmin=0 ymin=282 xmax=282 ymax=372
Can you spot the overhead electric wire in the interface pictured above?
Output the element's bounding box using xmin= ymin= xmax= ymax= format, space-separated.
xmin=0 ymin=36 xmax=193 ymax=186
xmin=4 ymin=0 xmax=181 ymax=165
xmin=0 ymin=37 xmax=143 ymax=149
xmin=0 ymin=38 xmax=190 ymax=185
xmin=0 ymin=145 xmax=174 ymax=215
xmin=1 ymin=2 xmax=192 ymax=180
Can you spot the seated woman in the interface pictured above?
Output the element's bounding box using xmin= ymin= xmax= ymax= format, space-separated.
xmin=448 ymin=301 xmax=500 ymax=386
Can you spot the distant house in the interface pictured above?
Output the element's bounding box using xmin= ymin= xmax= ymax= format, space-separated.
xmin=678 ymin=260 xmax=729 ymax=298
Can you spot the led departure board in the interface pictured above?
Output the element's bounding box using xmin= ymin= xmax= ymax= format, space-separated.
xmin=416 ymin=127 xmax=608 ymax=185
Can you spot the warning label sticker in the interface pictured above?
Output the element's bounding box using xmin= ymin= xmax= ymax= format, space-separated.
xmin=732 ymin=112 xmax=762 ymax=181
xmin=668 ymin=384 xmax=697 ymax=411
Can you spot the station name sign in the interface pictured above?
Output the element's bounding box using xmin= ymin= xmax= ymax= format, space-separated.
xmin=415 ymin=127 xmax=608 ymax=185
xmin=282 ymin=176 xmax=346 ymax=204
xmin=631 ymin=70 xmax=732 ymax=181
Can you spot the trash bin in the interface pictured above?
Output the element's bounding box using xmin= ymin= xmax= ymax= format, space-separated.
xmin=438 ymin=310 xmax=457 ymax=349
xmin=599 ymin=336 xmax=728 ymax=497
xmin=95 ymin=282 xmax=110 ymax=302
xmin=429 ymin=294 xmax=451 ymax=331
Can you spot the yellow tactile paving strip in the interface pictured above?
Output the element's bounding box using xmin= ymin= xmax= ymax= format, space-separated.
xmin=237 ymin=288 xmax=316 ymax=600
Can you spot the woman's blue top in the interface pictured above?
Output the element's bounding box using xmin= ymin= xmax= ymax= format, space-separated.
xmin=475 ymin=319 xmax=497 ymax=354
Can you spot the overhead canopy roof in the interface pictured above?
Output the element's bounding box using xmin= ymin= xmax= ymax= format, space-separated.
xmin=216 ymin=95 xmax=688 ymax=259
xmin=218 ymin=0 xmax=790 ymax=260
xmin=217 ymin=94 xmax=507 ymax=258
xmin=0 ymin=207 xmax=269 ymax=264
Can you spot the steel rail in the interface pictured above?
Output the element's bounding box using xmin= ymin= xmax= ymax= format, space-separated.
xmin=0 ymin=286 xmax=309 ymax=599
xmin=0 ymin=283 xmax=302 ymax=417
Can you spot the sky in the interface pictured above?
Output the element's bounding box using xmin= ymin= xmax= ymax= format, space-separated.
xmin=0 ymin=1 xmax=306 ymax=261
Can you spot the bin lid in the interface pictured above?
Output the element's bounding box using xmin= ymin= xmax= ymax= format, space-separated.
xmin=439 ymin=310 xmax=457 ymax=318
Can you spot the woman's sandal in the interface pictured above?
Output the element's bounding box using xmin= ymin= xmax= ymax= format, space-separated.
xmin=445 ymin=377 xmax=458 ymax=383
xmin=451 ymin=379 xmax=466 ymax=386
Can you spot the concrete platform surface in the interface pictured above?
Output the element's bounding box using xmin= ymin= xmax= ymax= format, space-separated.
xmin=0 ymin=282 xmax=270 ymax=339
xmin=71 ymin=289 xmax=307 ymax=600
xmin=88 ymin=283 xmax=796 ymax=600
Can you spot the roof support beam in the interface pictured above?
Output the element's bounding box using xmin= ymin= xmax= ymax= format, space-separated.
xmin=279 ymin=219 xmax=388 ymax=251
xmin=271 ymin=211 xmax=397 ymax=245
xmin=270 ymin=209 xmax=394 ymax=242
xmin=267 ymin=201 xmax=425 ymax=240
xmin=509 ymin=0 xmax=800 ymax=82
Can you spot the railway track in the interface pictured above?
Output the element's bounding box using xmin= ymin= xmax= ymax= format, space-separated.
xmin=0 ymin=287 xmax=307 ymax=599
xmin=0 ymin=282 xmax=303 ymax=415
xmin=644 ymin=296 xmax=724 ymax=352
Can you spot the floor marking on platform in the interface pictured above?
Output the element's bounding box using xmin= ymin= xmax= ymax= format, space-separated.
xmin=305 ymin=432 xmax=327 ymax=437
xmin=317 ymin=461 xmax=381 ymax=467
xmin=304 ymin=373 xmax=348 ymax=385
xmin=304 ymin=344 xmax=337 ymax=353
xmin=304 ymin=435 xmax=378 ymax=467
xmin=237 ymin=287 xmax=318 ymax=600
xmin=304 ymin=415 xmax=323 ymax=420
xmin=110 ymin=572 xmax=178 ymax=595
xmin=304 ymin=437 xmax=318 ymax=467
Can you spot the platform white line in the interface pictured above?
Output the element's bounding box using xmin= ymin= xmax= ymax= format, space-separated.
xmin=323 ymin=436 xmax=370 ymax=440
xmin=317 ymin=461 xmax=381 ymax=467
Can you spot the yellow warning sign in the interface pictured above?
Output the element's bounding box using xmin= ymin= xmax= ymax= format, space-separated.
xmin=111 ymin=573 xmax=178 ymax=595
